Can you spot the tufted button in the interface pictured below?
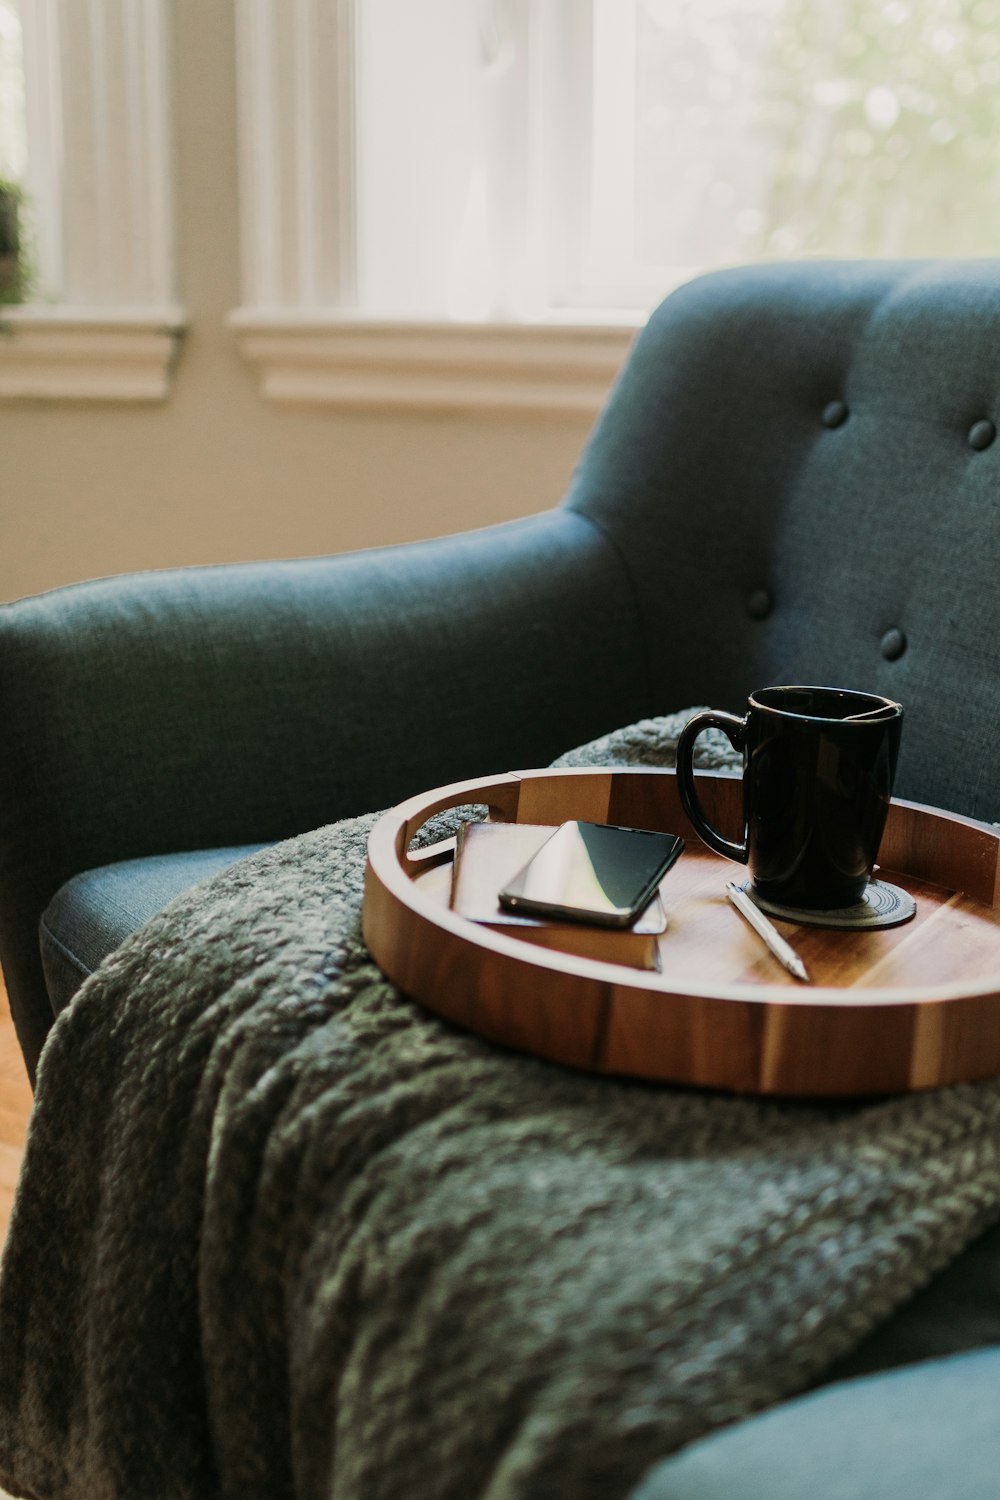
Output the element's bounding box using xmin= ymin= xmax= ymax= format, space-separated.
xmin=746 ymin=588 xmax=773 ymax=621
xmin=968 ymin=419 xmax=995 ymax=451
xmin=821 ymin=400 xmax=848 ymax=429
xmin=880 ymin=627 xmax=907 ymax=662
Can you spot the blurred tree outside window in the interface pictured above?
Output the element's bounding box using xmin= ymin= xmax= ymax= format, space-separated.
xmin=586 ymin=0 xmax=1000 ymax=308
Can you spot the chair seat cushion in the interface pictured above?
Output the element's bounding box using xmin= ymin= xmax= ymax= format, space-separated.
xmin=39 ymin=845 xmax=271 ymax=1013
xmin=630 ymin=1345 xmax=1000 ymax=1500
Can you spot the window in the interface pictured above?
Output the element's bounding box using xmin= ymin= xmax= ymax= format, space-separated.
xmin=0 ymin=2 xmax=26 ymax=184
xmin=0 ymin=0 xmax=183 ymax=401
xmin=231 ymin=0 xmax=1000 ymax=410
xmin=230 ymin=0 xmax=636 ymax=412
xmin=4 ymin=1 xmax=997 ymax=406
xmin=0 ymin=1 xmax=26 ymax=304
xmin=579 ymin=0 xmax=1000 ymax=309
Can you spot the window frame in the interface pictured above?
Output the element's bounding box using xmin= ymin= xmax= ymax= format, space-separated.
xmin=228 ymin=0 xmax=637 ymax=415
xmin=0 ymin=0 xmax=184 ymax=403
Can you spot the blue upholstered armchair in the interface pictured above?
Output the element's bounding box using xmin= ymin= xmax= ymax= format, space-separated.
xmin=2 ymin=260 xmax=1000 ymax=1498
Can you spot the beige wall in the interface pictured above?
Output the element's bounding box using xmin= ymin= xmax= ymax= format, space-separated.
xmin=1 ymin=0 xmax=592 ymax=605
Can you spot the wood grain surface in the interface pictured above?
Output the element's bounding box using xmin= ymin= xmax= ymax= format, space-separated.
xmin=364 ymin=768 xmax=1000 ymax=1097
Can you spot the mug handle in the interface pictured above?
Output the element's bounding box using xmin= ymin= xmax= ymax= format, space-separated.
xmin=675 ymin=710 xmax=748 ymax=863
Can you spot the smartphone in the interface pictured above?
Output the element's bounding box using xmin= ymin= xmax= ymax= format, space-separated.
xmin=497 ymin=821 xmax=684 ymax=928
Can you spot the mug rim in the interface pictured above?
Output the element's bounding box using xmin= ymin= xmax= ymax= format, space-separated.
xmin=749 ymin=684 xmax=903 ymax=723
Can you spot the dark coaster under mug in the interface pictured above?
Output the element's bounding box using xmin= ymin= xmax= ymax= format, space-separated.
xmin=740 ymin=878 xmax=916 ymax=931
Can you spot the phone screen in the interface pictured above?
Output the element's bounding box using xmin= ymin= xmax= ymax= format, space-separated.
xmin=498 ymin=821 xmax=684 ymax=928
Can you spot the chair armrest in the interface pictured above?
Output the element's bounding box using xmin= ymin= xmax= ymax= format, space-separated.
xmin=0 ymin=507 xmax=648 ymax=1077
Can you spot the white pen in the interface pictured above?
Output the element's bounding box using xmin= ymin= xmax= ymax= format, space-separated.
xmin=726 ymin=882 xmax=810 ymax=983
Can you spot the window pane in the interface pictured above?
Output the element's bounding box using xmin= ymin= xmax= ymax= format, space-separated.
xmin=0 ymin=0 xmax=25 ymax=182
xmin=633 ymin=0 xmax=780 ymax=270
xmin=582 ymin=0 xmax=1000 ymax=308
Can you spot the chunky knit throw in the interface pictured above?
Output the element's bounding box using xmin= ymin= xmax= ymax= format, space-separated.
xmin=2 ymin=711 xmax=1000 ymax=1500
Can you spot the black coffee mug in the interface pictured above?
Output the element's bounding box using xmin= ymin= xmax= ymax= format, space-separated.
xmin=675 ymin=686 xmax=903 ymax=910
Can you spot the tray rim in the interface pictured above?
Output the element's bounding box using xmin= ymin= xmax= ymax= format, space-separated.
xmin=362 ymin=766 xmax=1000 ymax=1095
xmin=365 ymin=766 xmax=1000 ymax=1008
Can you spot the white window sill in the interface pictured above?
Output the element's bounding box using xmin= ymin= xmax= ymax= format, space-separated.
xmin=0 ymin=305 xmax=186 ymax=401
xmin=228 ymin=309 xmax=640 ymax=415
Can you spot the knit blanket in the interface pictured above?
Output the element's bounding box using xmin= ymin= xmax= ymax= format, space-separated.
xmin=3 ymin=711 xmax=1000 ymax=1500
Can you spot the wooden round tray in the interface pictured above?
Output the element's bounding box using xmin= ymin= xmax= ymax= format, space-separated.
xmin=363 ymin=767 xmax=1000 ymax=1096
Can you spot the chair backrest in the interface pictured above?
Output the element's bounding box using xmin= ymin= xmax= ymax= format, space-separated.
xmin=568 ymin=259 xmax=1000 ymax=825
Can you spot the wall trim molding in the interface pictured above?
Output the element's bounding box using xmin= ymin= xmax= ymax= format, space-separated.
xmin=0 ymin=305 xmax=186 ymax=400
xmin=228 ymin=310 xmax=637 ymax=414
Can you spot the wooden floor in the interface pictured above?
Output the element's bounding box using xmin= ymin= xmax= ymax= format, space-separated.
xmin=0 ymin=977 xmax=33 ymax=1254
xmin=0 ymin=979 xmax=31 ymax=1498
xmin=0 ymin=989 xmax=37 ymax=1495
